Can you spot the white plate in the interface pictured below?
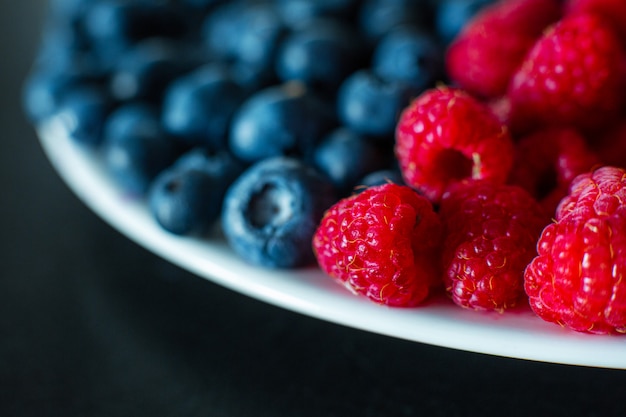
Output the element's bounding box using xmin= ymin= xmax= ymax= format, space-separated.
xmin=38 ymin=118 xmax=626 ymax=369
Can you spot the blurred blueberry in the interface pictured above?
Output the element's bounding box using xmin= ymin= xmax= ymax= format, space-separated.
xmin=276 ymin=19 xmax=367 ymax=93
xmin=102 ymin=101 xmax=160 ymax=143
xmin=203 ymin=1 xmax=286 ymax=87
xmin=101 ymin=102 xmax=177 ymax=195
xmin=109 ymin=38 xmax=201 ymax=103
xmin=312 ymin=128 xmax=390 ymax=195
xmin=229 ymin=82 xmax=336 ymax=163
xmin=52 ymin=84 xmax=112 ymax=146
xmin=372 ymin=26 xmax=443 ymax=92
xmin=435 ymin=0 xmax=495 ymax=44
xmin=83 ymin=0 xmax=187 ymax=54
xmin=359 ymin=0 xmax=435 ymax=42
xmin=222 ymin=156 xmax=336 ymax=268
xmin=357 ymin=169 xmax=406 ymax=190
xmin=22 ymin=68 xmax=96 ymax=123
xmin=337 ymin=69 xmax=417 ymax=138
xmin=162 ymin=64 xmax=247 ymax=150
xmin=149 ymin=147 xmax=245 ymax=235
xmin=275 ymin=0 xmax=361 ymax=28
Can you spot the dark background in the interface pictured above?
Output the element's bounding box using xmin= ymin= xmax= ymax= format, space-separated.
xmin=1 ymin=2 xmax=625 ymax=416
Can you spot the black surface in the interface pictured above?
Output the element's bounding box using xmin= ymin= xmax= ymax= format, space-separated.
xmin=2 ymin=2 xmax=626 ymax=417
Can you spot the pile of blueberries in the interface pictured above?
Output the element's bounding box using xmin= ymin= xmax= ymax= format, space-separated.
xmin=24 ymin=0 xmax=493 ymax=268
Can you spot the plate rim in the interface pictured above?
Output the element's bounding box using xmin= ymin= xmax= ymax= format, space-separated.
xmin=38 ymin=118 xmax=626 ymax=370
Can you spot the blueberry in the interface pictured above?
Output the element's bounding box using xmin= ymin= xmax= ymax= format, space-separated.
xmin=358 ymin=169 xmax=406 ymax=189
xmin=276 ymin=19 xmax=367 ymax=92
xmin=359 ymin=0 xmax=435 ymax=42
xmin=101 ymin=102 xmax=177 ymax=195
xmin=202 ymin=1 xmax=286 ymax=87
xmin=337 ymin=69 xmax=417 ymax=137
xmin=52 ymin=84 xmax=112 ymax=146
xmin=435 ymin=0 xmax=495 ymax=44
xmin=109 ymin=38 xmax=200 ymax=103
xmin=275 ymin=0 xmax=361 ymax=28
xmin=83 ymin=0 xmax=187 ymax=52
xmin=312 ymin=128 xmax=390 ymax=196
xmin=162 ymin=64 xmax=247 ymax=150
xmin=221 ymin=156 xmax=336 ymax=268
xmin=372 ymin=26 xmax=443 ymax=91
xmin=102 ymin=101 xmax=160 ymax=143
xmin=22 ymin=69 xmax=90 ymax=123
xmin=229 ymin=82 xmax=336 ymax=163
xmin=149 ymin=148 xmax=245 ymax=235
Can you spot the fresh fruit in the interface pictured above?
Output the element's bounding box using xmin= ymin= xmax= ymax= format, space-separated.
xmin=161 ymin=63 xmax=246 ymax=149
xmin=336 ymin=69 xmax=418 ymax=138
xmin=395 ymin=86 xmax=514 ymax=204
xmin=564 ymin=0 xmax=626 ymax=45
xmin=148 ymin=148 xmax=244 ymax=235
xmin=435 ymin=0 xmax=496 ymax=45
xmin=446 ymin=0 xmax=561 ymax=99
xmin=222 ymin=157 xmax=336 ymax=268
xmin=53 ymin=84 xmax=112 ymax=146
xmin=313 ymin=183 xmax=442 ymax=307
xmin=439 ymin=180 xmax=548 ymax=311
xmin=101 ymin=102 xmax=177 ymax=195
xmin=312 ymin=127 xmax=390 ymax=196
xmin=371 ymin=26 xmax=444 ymax=92
xmin=229 ymin=82 xmax=336 ymax=163
xmin=524 ymin=166 xmax=626 ymax=334
xmin=276 ymin=18 xmax=366 ymax=92
xmin=507 ymin=127 xmax=600 ymax=217
xmin=507 ymin=13 xmax=626 ymax=133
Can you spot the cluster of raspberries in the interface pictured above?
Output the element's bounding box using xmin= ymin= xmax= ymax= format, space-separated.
xmin=313 ymin=0 xmax=626 ymax=335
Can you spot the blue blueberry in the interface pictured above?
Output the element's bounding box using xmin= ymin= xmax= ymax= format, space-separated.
xmin=83 ymin=0 xmax=187 ymax=52
xmin=221 ymin=156 xmax=336 ymax=268
xmin=52 ymin=84 xmax=112 ymax=146
xmin=161 ymin=64 xmax=247 ymax=150
xmin=109 ymin=38 xmax=200 ymax=103
xmin=337 ymin=69 xmax=417 ymax=137
xmin=202 ymin=1 xmax=286 ymax=87
xmin=312 ymin=128 xmax=390 ymax=196
xmin=149 ymin=148 xmax=245 ymax=235
xmin=229 ymin=82 xmax=336 ymax=163
xmin=276 ymin=19 xmax=367 ymax=92
xmin=359 ymin=0 xmax=435 ymax=42
xmin=358 ymin=169 xmax=406 ymax=190
xmin=372 ymin=26 xmax=443 ymax=92
xmin=435 ymin=0 xmax=495 ymax=44
xmin=275 ymin=0 xmax=360 ymax=28
xmin=101 ymin=102 xmax=177 ymax=195
xmin=22 ymin=69 xmax=91 ymax=123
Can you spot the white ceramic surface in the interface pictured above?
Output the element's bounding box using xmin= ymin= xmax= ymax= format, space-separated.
xmin=38 ymin=119 xmax=626 ymax=369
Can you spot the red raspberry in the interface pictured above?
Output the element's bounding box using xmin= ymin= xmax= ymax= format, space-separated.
xmin=564 ymin=0 xmax=626 ymax=45
xmin=524 ymin=166 xmax=626 ymax=334
xmin=439 ymin=180 xmax=548 ymax=311
xmin=312 ymin=183 xmax=443 ymax=307
xmin=507 ymin=13 xmax=626 ymax=134
xmin=508 ymin=127 xmax=600 ymax=217
xmin=446 ymin=0 xmax=561 ymax=99
xmin=395 ymin=87 xmax=514 ymax=204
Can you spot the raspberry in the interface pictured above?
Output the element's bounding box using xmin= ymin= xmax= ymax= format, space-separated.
xmin=507 ymin=127 xmax=600 ymax=217
xmin=524 ymin=166 xmax=626 ymax=334
xmin=395 ymin=86 xmax=514 ymax=204
xmin=446 ymin=0 xmax=561 ymax=99
xmin=312 ymin=183 xmax=443 ymax=307
xmin=439 ymin=180 xmax=548 ymax=311
xmin=564 ymin=0 xmax=626 ymax=45
xmin=507 ymin=13 xmax=626 ymax=134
